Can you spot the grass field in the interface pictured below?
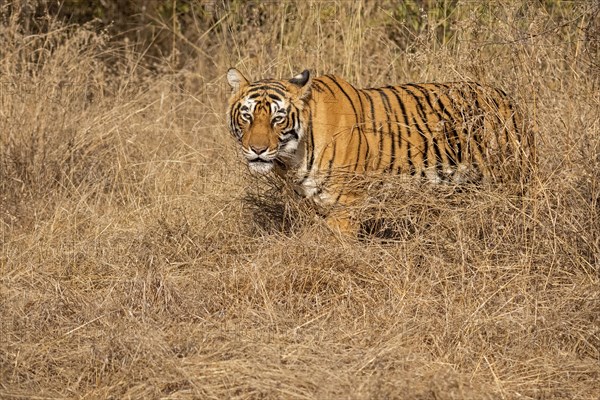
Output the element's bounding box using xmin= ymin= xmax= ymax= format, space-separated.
xmin=1 ymin=1 xmax=599 ymax=399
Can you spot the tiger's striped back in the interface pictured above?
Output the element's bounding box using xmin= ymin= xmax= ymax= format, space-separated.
xmin=226 ymin=69 xmax=535 ymax=233
xmin=308 ymin=75 xmax=533 ymax=185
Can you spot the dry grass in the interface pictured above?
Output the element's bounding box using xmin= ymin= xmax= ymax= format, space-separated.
xmin=1 ymin=1 xmax=599 ymax=399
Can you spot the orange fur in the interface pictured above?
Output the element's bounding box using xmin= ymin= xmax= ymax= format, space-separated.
xmin=227 ymin=69 xmax=535 ymax=234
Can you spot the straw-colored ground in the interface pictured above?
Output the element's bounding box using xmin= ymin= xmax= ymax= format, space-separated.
xmin=1 ymin=1 xmax=599 ymax=399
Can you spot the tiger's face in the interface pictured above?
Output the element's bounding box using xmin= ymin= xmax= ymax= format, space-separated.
xmin=226 ymin=68 xmax=311 ymax=174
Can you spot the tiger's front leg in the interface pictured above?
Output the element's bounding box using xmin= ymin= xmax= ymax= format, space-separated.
xmin=296 ymin=174 xmax=363 ymax=236
xmin=324 ymin=210 xmax=359 ymax=236
xmin=314 ymin=190 xmax=362 ymax=236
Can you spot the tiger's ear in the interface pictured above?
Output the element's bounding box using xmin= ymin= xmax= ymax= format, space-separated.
xmin=227 ymin=68 xmax=249 ymax=92
xmin=289 ymin=70 xmax=311 ymax=99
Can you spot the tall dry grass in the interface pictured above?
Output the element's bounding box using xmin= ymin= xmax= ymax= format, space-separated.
xmin=1 ymin=1 xmax=599 ymax=399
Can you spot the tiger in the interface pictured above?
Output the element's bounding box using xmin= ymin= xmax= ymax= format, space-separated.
xmin=226 ymin=68 xmax=535 ymax=234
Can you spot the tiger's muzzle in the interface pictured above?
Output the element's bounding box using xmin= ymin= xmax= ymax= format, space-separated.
xmin=244 ymin=145 xmax=278 ymax=174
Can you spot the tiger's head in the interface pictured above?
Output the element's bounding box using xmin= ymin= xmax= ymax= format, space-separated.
xmin=226 ymin=68 xmax=311 ymax=174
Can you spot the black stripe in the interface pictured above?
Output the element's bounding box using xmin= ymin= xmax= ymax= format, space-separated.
xmin=267 ymin=93 xmax=282 ymax=102
xmin=406 ymin=84 xmax=448 ymax=174
xmin=472 ymin=92 xmax=487 ymax=161
xmin=432 ymin=136 xmax=443 ymax=173
xmin=280 ymin=110 xmax=294 ymax=133
xmin=454 ymin=83 xmax=487 ymax=178
xmin=430 ymin=86 xmax=458 ymax=167
xmin=298 ymin=109 xmax=315 ymax=186
xmin=406 ymin=134 xmax=414 ymax=174
xmin=363 ymin=89 xmax=382 ymax=170
xmin=348 ymin=82 xmax=369 ymax=174
xmin=451 ymin=83 xmax=474 ymax=165
xmin=402 ymin=86 xmax=441 ymax=173
xmin=280 ymin=129 xmax=299 ymax=143
xmin=325 ymin=142 xmax=338 ymax=192
xmin=431 ymin=86 xmax=460 ymax=166
xmin=386 ymin=86 xmax=411 ymax=173
xmin=324 ymin=76 xmax=364 ymax=181
xmin=406 ymin=84 xmax=449 ymax=126
xmin=443 ymin=84 xmax=465 ymax=162
xmin=230 ymin=103 xmax=243 ymax=139
xmin=314 ymin=80 xmax=336 ymax=96
xmin=390 ymin=87 xmax=430 ymax=174
xmin=376 ymin=88 xmax=396 ymax=173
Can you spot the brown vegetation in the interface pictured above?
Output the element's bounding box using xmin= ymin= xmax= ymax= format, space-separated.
xmin=1 ymin=1 xmax=599 ymax=398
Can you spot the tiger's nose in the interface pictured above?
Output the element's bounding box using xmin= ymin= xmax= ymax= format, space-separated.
xmin=250 ymin=144 xmax=268 ymax=154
